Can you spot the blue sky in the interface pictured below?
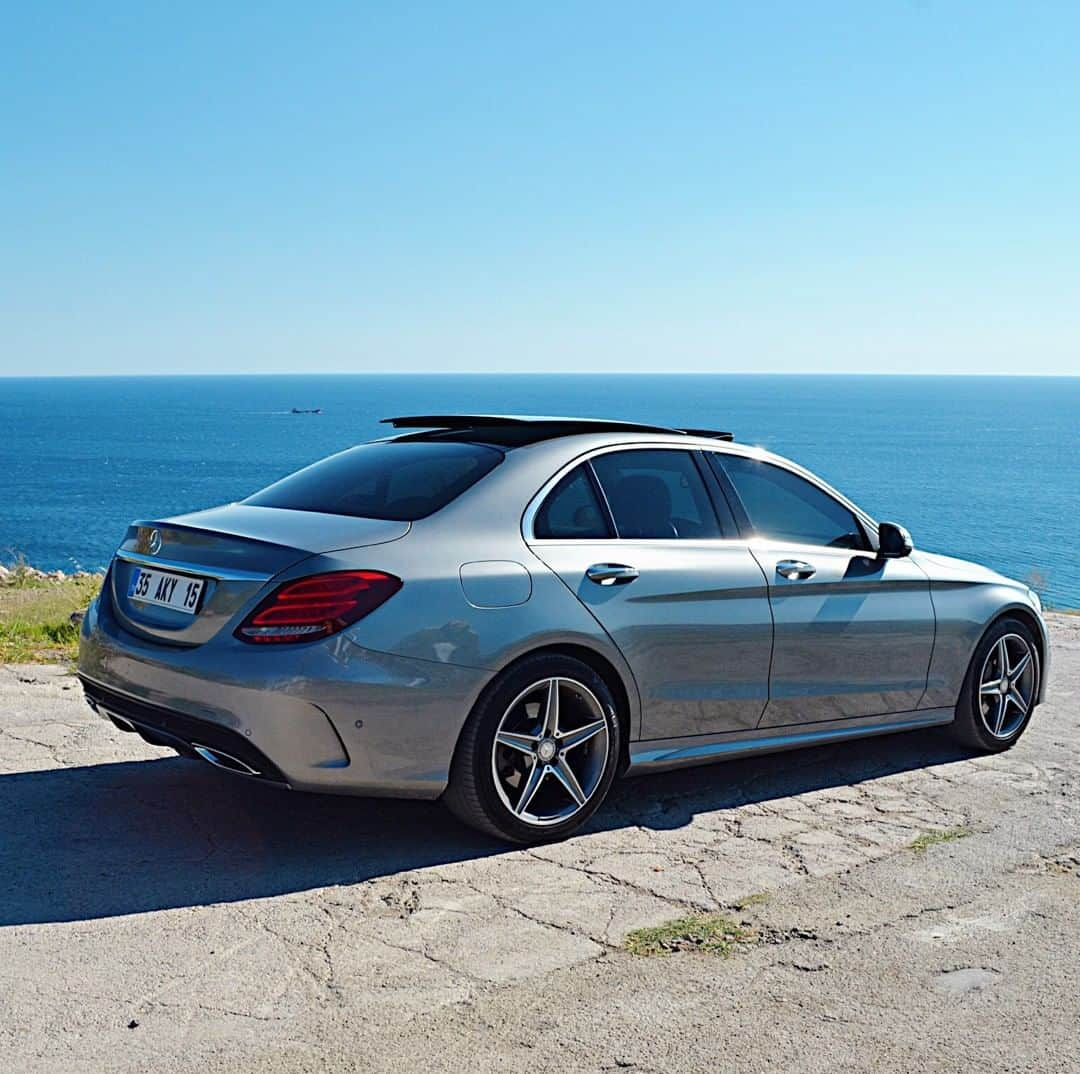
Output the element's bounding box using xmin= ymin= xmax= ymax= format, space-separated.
xmin=3 ymin=2 xmax=1078 ymax=376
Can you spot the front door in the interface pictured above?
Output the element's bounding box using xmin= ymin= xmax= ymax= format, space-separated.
xmin=711 ymin=452 xmax=935 ymax=727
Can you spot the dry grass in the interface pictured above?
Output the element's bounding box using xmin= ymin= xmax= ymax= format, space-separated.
xmin=908 ymin=827 xmax=972 ymax=854
xmin=0 ymin=574 xmax=102 ymax=664
xmin=624 ymin=913 xmax=754 ymax=957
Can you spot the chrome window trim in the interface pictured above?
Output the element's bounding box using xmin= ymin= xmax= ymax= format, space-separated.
xmin=522 ymin=439 xmax=880 ymax=547
xmin=522 ymin=441 xmax=741 ymax=544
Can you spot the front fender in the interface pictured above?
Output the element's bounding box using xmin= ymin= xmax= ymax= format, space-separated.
xmin=923 ymin=584 xmax=1049 ymax=708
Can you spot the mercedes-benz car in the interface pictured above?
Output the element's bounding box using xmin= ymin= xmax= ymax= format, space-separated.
xmin=78 ymin=415 xmax=1049 ymax=843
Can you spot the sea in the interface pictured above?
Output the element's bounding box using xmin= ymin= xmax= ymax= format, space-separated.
xmin=2 ymin=374 xmax=1078 ymax=608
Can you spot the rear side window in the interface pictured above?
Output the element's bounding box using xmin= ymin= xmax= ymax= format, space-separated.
xmin=534 ymin=466 xmax=614 ymax=539
xmin=590 ymin=450 xmax=723 ymax=539
xmin=717 ymin=455 xmax=868 ymax=549
xmin=244 ymin=441 xmax=502 ymax=521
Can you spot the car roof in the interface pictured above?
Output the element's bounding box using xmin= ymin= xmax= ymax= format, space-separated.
xmin=381 ymin=414 xmax=734 ymax=448
xmin=374 ymin=418 xmax=880 ymax=536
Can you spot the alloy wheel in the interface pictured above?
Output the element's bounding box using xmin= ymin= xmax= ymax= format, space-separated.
xmin=978 ymin=633 xmax=1037 ymax=740
xmin=491 ymin=677 xmax=610 ymax=827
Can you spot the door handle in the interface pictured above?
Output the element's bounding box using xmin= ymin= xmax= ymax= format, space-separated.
xmin=586 ymin=563 xmax=640 ymax=586
xmin=776 ymin=559 xmax=816 ymax=580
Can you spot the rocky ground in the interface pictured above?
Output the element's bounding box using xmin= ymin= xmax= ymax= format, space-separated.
xmin=0 ymin=563 xmax=100 ymax=584
xmin=1 ymin=615 xmax=1077 ymax=1074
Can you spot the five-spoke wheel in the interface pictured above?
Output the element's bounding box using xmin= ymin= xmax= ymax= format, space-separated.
xmin=953 ymin=617 xmax=1040 ymax=751
xmin=444 ymin=654 xmax=620 ymax=843
xmin=977 ymin=633 xmax=1036 ymax=740
xmin=492 ymin=677 xmax=610 ymax=826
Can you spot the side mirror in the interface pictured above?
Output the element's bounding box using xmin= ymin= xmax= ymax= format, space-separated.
xmin=878 ymin=521 xmax=913 ymax=558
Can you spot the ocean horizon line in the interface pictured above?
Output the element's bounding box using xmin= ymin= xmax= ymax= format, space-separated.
xmin=3 ymin=371 xmax=1079 ymax=381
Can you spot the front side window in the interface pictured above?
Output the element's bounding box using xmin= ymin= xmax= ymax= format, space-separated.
xmin=244 ymin=441 xmax=502 ymax=521
xmin=534 ymin=465 xmax=613 ymax=539
xmin=716 ymin=455 xmax=868 ymax=549
xmin=590 ymin=450 xmax=723 ymax=539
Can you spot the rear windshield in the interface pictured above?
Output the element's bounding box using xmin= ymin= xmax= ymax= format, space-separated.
xmin=243 ymin=441 xmax=503 ymax=521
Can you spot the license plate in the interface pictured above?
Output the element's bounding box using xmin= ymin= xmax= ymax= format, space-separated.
xmin=127 ymin=566 xmax=204 ymax=615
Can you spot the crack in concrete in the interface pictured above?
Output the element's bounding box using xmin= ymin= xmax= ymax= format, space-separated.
xmin=144 ymin=999 xmax=286 ymax=1023
xmin=528 ymin=850 xmax=703 ymax=910
xmin=376 ymin=936 xmax=492 ymax=989
xmin=419 ymin=867 xmax=618 ymax=952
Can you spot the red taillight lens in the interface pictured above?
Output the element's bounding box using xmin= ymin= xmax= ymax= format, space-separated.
xmin=235 ymin=570 xmax=402 ymax=645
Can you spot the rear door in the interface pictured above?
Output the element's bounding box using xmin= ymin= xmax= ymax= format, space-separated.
xmin=708 ymin=452 xmax=935 ymax=727
xmin=527 ymin=448 xmax=773 ymax=740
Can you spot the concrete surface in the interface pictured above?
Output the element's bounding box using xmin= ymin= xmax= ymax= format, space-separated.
xmin=1 ymin=614 xmax=1077 ymax=1073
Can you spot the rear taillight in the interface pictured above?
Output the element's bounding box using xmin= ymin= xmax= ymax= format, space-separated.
xmin=235 ymin=570 xmax=402 ymax=645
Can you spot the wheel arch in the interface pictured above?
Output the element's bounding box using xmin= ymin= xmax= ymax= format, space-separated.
xmin=985 ymin=604 xmax=1049 ymax=703
xmin=467 ymin=642 xmax=637 ymax=774
xmin=542 ymin=643 xmax=635 ymax=771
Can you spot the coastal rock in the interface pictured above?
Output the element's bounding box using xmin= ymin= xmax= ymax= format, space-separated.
xmin=1 ymin=563 xmax=104 ymax=585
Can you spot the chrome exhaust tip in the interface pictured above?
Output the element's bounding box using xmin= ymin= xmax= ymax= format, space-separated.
xmin=191 ymin=743 xmax=261 ymax=777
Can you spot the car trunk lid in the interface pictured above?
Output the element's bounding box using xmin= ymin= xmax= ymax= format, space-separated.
xmin=109 ymin=505 xmax=409 ymax=645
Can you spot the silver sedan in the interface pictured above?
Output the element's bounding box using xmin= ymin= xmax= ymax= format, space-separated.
xmin=78 ymin=415 xmax=1049 ymax=843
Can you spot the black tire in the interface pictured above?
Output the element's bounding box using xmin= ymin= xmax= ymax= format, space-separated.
xmin=443 ymin=653 xmax=622 ymax=844
xmin=950 ymin=616 xmax=1040 ymax=752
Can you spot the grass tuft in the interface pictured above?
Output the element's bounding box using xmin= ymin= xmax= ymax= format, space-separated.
xmin=733 ymin=891 xmax=769 ymax=910
xmin=0 ymin=574 xmax=103 ymax=664
xmin=2 ymin=553 xmax=53 ymax=589
xmin=624 ymin=913 xmax=754 ymax=957
xmin=908 ymin=827 xmax=972 ymax=854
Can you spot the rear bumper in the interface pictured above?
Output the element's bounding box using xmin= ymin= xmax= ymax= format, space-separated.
xmin=81 ymin=676 xmax=290 ymax=784
xmin=77 ymin=589 xmax=492 ymax=798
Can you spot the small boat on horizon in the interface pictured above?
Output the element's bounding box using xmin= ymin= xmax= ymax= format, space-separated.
xmin=291 ymin=407 xmax=323 ymax=414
